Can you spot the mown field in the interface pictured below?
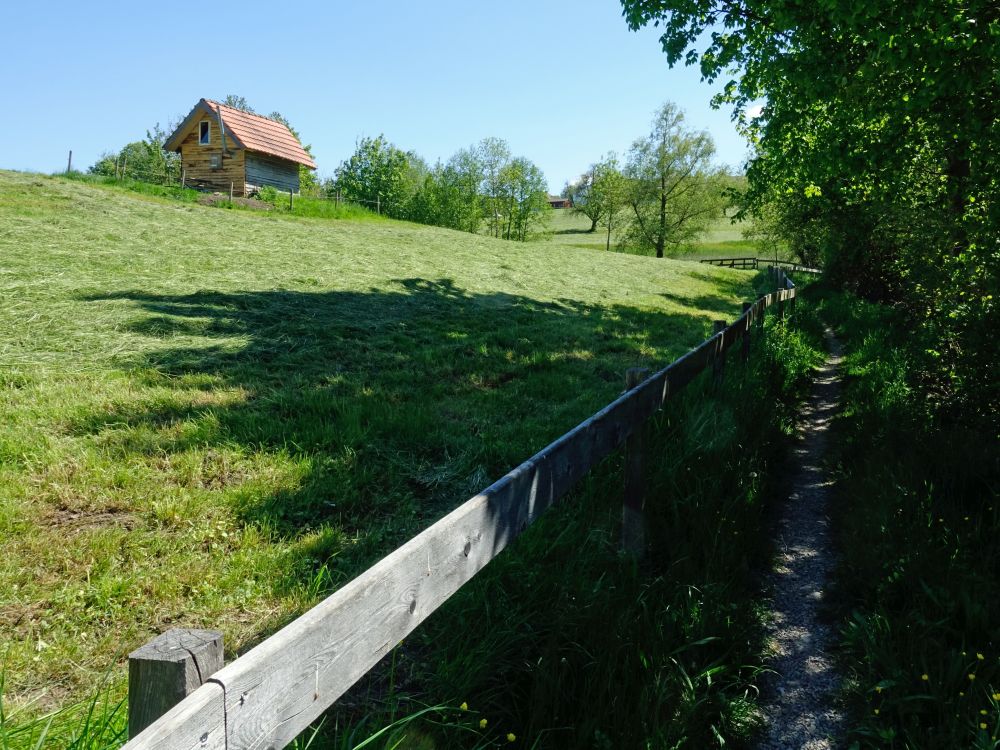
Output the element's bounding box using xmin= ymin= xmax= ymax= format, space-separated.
xmin=0 ymin=170 xmax=795 ymax=746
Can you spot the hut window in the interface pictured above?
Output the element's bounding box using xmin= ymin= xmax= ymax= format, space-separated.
xmin=199 ymin=121 xmax=210 ymax=145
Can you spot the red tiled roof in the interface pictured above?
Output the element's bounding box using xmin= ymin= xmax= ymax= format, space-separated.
xmin=164 ymin=99 xmax=317 ymax=168
xmin=203 ymin=100 xmax=316 ymax=168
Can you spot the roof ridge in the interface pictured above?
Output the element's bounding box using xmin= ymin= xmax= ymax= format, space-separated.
xmin=204 ymin=99 xmax=291 ymax=128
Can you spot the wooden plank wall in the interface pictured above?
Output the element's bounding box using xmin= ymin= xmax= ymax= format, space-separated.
xmin=245 ymin=152 xmax=300 ymax=194
xmin=122 ymin=275 xmax=798 ymax=750
xmin=179 ymin=118 xmax=246 ymax=196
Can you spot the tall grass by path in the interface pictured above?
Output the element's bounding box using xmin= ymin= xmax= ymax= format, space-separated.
xmin=0 ymin=170 xmax=769 ymax=746
xmin=279 ymin=290 xmax=823 ymax=749
xmin=797 ymin=286 xmax=999 ymax=749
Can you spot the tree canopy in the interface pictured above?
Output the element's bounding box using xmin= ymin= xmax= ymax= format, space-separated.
xmin=625 ymin=102 xmax=724 ymax=257
xmin=335 ymin=136 xmax=550 ymax=241
xmin=620 ymin=0 xmax=998 ymax=423
xmin=334 ymin=135 xmax=416 ymax=218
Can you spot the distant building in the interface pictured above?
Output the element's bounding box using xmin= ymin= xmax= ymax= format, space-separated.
xmin=548 ymin=194 xmax=572 ymax=209
xmin=163 ymin=99 xmax=316 ymax=196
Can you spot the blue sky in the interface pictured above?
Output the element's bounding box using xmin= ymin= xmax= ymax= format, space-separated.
xmin=0 ymin=0 xmax=749 ymax=192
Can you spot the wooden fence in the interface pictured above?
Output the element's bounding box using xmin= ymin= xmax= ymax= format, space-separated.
xmin=699 ymin=257 xmax=821 ymax=274
xmin=121 ymin=269 xmax=801 ymax=750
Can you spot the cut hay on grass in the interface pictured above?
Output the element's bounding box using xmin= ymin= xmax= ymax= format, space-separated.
xmin=0 ymin=170 xmax=757 ymax=722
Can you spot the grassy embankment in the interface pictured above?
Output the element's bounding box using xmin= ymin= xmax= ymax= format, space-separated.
xmin=0 ymin=170 xmax=815 ymax=748
xmin=61 ymin=171 xmax=378 ymax=222
xmin=789 ymin=286 xmax=999 ymax=749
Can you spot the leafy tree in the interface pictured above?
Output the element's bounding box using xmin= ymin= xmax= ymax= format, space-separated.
xmin=442 ymin=147 xmax=486 ymax=233
xmin=478 ymin=137 xmax=513 ymax=238
xmin=333 ymin=135 xmax=416 ymax=218
xmin=408 ymin=151 xmax=483 ymax=233
xmin=590 ymin=154 xmax=630 ymax=251
xmin=405 ymin=139 xmax=548 ymax=241
xmin=624 ymin=102 xmax=724 ymax=257
xmin=499 ymin=157 xmax=551 ymax=241
xmin=565 ymin=169 xmax=601 ymax=231
xmin=222 ymin=94 xmax=255 ymax=113
xmin=620 ymin=0 xmax=999 ymax=428
xmin=90 ymin=123 xmax=179 ymax=181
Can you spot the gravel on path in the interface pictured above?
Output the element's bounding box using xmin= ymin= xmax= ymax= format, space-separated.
xmin=758 ymin=328 xmax=846 ymax=750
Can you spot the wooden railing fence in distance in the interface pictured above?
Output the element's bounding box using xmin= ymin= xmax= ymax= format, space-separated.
xmin=699 ymin=256 xmax=759 ymax=270
xmin=122 ymin=271 xmax=802 ymax=750
xmin=699 ymin=257 xmax=821 ymax=274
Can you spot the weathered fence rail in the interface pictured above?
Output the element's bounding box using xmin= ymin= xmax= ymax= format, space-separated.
xmin=699 ymin=256 xmax=760 ymax=270
xmin=122 ymin=270 xmax=803 ymax=750
xmin=699 ymin=257 xmax=821 ymax=274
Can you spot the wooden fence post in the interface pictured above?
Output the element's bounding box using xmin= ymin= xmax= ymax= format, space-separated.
xmin=712 ymin=320 xmax=727 ymax=385
xmin=741 ymin=302 xmax=751 ymax=362
xmin=622 ymin=367 xmax=650 ymax=556
xmin=128 ymin=628 xmax=224 ymax=739
xmin=377 ymin=195 xmax=381 ymax=214
xmin=181 ymin=169 xmax=186 ymax=189
xmin=66 ymin=150 xmax=73 ymax=173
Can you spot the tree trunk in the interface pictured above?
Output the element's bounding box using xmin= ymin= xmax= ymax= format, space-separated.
xmin=946 ymin=148 xmax=970 ymax=256
xmin=590 ymin=218 xmax=598 ymax=232
xmin=657 ymin=175 xmax=667 ymax=258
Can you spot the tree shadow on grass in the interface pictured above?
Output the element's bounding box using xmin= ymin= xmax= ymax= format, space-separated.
xmin=77 ymin=278 xmax=732 ymax=595
xmin=553 ymin=227 xmax=596 ymax=235
xmin=658 ymin=270 xmax=769 ymax=319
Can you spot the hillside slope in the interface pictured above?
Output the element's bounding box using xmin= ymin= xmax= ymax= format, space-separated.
xmin=0 ymin=170 xmax=755 ymax=713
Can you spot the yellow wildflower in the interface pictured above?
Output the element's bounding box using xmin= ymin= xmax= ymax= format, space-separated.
xmin=874 ymin=709 xmax=880 ymax=715
xmin=876 ymin=686 xmax=882 ymax=694
xmin=507 ymin=733 xmax=517 ymax=742
xmin=977 ymin=653 xmax=985 ymax=660
xmin=981 ymin=723 xmax=988 ymax=730
xmin=981 ymin=710 xmax=989 ymax=715
xmin=969 ymin=673 xmax=977 ymax=681
xmin=460 ymin=702 xmax=468 ymax=711
xmin=921 ymin=674 xmax=930 ymax=681
xmin=480 ymin=718 xmax=488 ymax=729
xmin=992 ymin=693 xmax=1000 ymax=700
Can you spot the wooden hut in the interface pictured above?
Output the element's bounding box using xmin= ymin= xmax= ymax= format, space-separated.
xmin=163 ymin=99 xmax=316 ymax=196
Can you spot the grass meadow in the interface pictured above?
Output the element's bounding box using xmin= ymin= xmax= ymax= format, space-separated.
xmin=545 ymin=208 xmax=784 ymax=261
xmin=0 ymin=170 xmax=815 ymax=748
